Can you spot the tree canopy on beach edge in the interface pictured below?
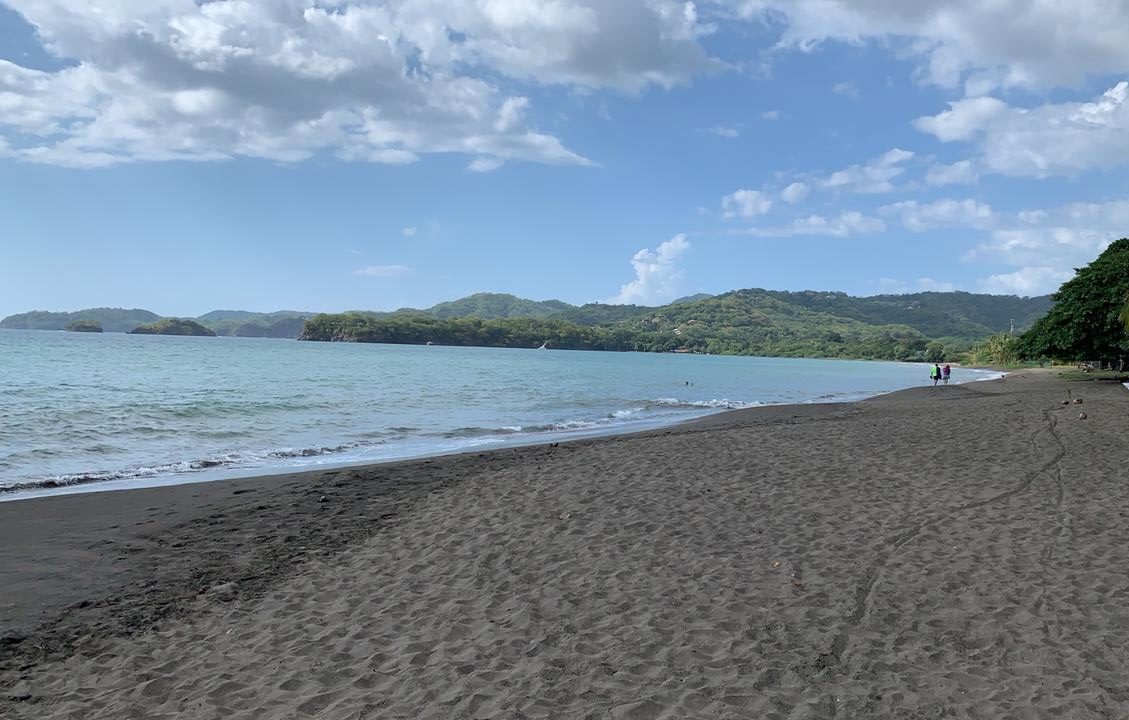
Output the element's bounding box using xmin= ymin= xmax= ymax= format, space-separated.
xmin=1020 ymin=238 xmax=1129 ymax=365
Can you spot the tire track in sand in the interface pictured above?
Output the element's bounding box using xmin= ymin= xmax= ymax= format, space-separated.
xmin=818 ymin=403 xmax=1069 ymax=714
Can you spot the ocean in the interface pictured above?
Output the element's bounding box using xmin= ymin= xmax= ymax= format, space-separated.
xmin=0 ymin=329 xmax=997 ymax=499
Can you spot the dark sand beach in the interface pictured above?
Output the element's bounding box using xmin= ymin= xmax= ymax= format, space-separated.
xmin=3 ymin=371 xmax=1129 ymax=719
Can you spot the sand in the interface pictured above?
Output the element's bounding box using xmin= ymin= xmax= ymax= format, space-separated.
xmin=2 ymin=370 xmax=1128 ymax=719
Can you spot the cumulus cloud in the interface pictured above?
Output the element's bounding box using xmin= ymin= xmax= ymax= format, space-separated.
xmin=738 ymin=211 xmax=885 ymax=238
xmin=880 ymin=198 xmax=994 ymax=232
xmin=925 ymin=160 xmax=979 ymax=187
xmin=721 ymin=0 xmax=1129 ymax=92
xmin=722 ymin=189 xmax=772 ymax=218
xmin=467 ymin=157 xmax=506 ymax=172
xmin=831 ymin=81 xmax=859 ymax=99
xmin=880 ymin=277 xmax=957 ymax=293
xmin=760 ymin=110 xmax=781 ymax=120
xmin=912 ymin=97 xmax=1008 ymax=142
xmin=823 ymin=148 xmax=915 ymax=194
xmin=0 ymin=0 xmax=717 ymax=167
xmin=780 ymin=181 xmax=809 ymax=203
xmin=979 ymin=267 xmax=1074 ymax=296
xmin=966 ymin=198 xmax=1129 ymax=294
xmin=402 ymin=226 xmax=418 ymax=237
xmin=708 ymin=124 xmax=741 ymax=138
xmin=354 ymin=264 xmax=415 ymax=277
xmin=609 ymin=234 xmax=690 ymax=305
xmin=914 ymin=82 xmax=1129 ymax=178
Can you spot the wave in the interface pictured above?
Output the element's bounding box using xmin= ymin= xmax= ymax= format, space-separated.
xmin=650 ymin=397 xmax=763 ymax=410
xmin=2 ymin=398 xmax=759 ymax=495
xmin=0 ymin=455 xmax=243 ymax=494
xmin=0 ymin=439 xmax=391 ymax=495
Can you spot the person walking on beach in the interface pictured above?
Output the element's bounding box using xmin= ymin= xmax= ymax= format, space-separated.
xmin=942 ymin=364 xmax=951 ymax=385
xmin=930 ymin=364 xmax=942 ymax=386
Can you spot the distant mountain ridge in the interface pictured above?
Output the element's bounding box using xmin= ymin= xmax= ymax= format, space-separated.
xmin=0 ymin=308 xmax=161 ymax=333
xmin=0 ymin=308 xmax=315 ymax=337
xmin=1 ymin=290 xmax=1053 ymax=355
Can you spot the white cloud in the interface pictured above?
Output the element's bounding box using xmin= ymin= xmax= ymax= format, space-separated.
xmin=609 ymin=234 xmax=690 ymax=305
xmin=780 ymin=181 xmax=809 ymax=204
xmin=925 ymin=160 xmax=979 ymax=187
xmin=0 ymin=0 xmax=719 ymax=167
xmin=880 ymin=198 xmax=994 ymax=232
xmin=824 ymin=148 xmax=915 ymax=194
xmin=979 ymin=267 xmax=1073 ymax=296
xmin=966 ymin=198 xmax=1129 ymax=294
xmin=760 ymin=110 xmax=781 ymax=120
xmin=355 ymin=265 xmax=415 ymax=277
xmin=468 ymin=157 xmax=505 ymax=172
xmin=878 ymin=277 xmax=957 ymax=293
xmin=722 ymin=189 xmax=772 ymax=218
xmin=708 ymin=124 xmax=740 ymax=138
xmin=722 ymin=1 xmax=1129 ymax=92
xmin=402 ymin=226 xmax=418 ymax=237
xmin=1018 ymin=210 xmax=1048 ymax=224
xmin=832 ymin=81 xmax=859 ymax=99
xmin=914 ymin=82 xmax=1129 ymax=178
xmin=912 ymin=97 xmax=1008 ymax=141
xmin=739 ymin=211 xmax=885 ymax=238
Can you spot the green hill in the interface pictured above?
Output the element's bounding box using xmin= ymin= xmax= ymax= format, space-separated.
xmin=1 ymin=290 xmax=1054 ymax=359
xmin=297 ymin=289 xmax=1053 ymax=361
xmin=762 ymin=290 xmax=1052 ymax=339
xmin=130 ymin=318 xmax=217 ymax=336
xmin=0 ymin=308 xmax=161 ymax=333
xmin=195 ymin=311 xmax=313 ymax=338
xmin=64 ymin=320 xmax=103 ymax=333
xmin=426 ymin=293 xmax=573 ymax=320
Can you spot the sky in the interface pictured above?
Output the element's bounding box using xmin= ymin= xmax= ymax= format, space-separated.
xmin=1 ymin=1 xmax=1128 ymax=318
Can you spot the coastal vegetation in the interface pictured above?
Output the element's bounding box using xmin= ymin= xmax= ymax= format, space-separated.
xmin=1 ymin=308 xmax=310 ymax=338
xmin=1 ymin=308 xmax=160 ymax=333
xmin=195 ymin=311 xmax=311 ymax=338
xmin=1018 ymin=238 xmax=1129 ymax=367
xmin=1 ymin=290 xmax=1057 ymax=361
xmin=130 ymin=319 xmax=217 ymax=336
xmin=299 ymin=289 xmax=1051 ymax=361
xmin=63 ymin=320 xmax=103 ymax=333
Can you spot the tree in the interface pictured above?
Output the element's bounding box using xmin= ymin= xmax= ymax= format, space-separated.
xmin=924 ymin=340 xmax=945 ymax=363
xmin=1121 ymin=290 xmax=1129 ymax=333
xmin=1019 ymin=238 xmax=1129 ymax=365
xmin=968 ymin=333 xmax=1021 ymax=366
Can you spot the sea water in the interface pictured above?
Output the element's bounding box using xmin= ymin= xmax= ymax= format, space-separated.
xmin=0 ymin=330 xmax=997 ymax=499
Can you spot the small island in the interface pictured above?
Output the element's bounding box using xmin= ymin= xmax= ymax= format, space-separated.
xmin=64 ymin=320 xmax=103 ymax=333
xmin=129 ymin=318 xmax=217 ymax=337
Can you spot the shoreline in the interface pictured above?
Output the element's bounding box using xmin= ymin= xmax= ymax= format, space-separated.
xmin=0 ymin=367 xmax=1005 ymax=503
xmin=9 ymin=369 xmax=1124 ymax=717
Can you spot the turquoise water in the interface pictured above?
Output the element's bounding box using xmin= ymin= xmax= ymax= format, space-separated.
xmin=0 ymin=330 xmax=996 ymax=498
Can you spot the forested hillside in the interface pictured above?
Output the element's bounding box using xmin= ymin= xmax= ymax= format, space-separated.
xmin=2 ymin=290 xmax=1053 ymax=360
xmin=0 ymin=308 xmax=161 ymax=333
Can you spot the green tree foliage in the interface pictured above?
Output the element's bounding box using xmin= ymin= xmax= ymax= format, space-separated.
xmin=196 ymin=311 xmax=312 ymax=338
xmin=130 ymin=319 xmax=217 ymax=336
xmin=1019 ymin=238 xmax=1129 ymax=364
xmin=2 ymin=290 xmax=1059 ymax=357
xmin=967 ymin=333 xmax=1022 ymax=366
xmin=923 ymin=340 xmax=945 ymax=363
xmin=63 ymin=319 xmax=103 ymax=333
xmin=299 ymin=295 xmax=941 ymax=360
xmin=427 ymin=293 xmax=573 ymax=320
xmin=0 ymin=308 xmax=160 ymax=332
xmin=1120 ymin=291 xmax=1129 ymax=333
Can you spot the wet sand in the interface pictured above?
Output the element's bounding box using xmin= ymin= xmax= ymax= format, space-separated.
xmin=2 ymin=371 xmax=1128 ymax=719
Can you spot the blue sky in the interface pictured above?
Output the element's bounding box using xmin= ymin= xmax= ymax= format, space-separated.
xmin=1 ymin=1 xmax=1128 ymax=318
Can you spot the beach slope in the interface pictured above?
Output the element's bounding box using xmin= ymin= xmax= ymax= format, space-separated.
xmin=2 ymin=371 xmax=1128 ymax=718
